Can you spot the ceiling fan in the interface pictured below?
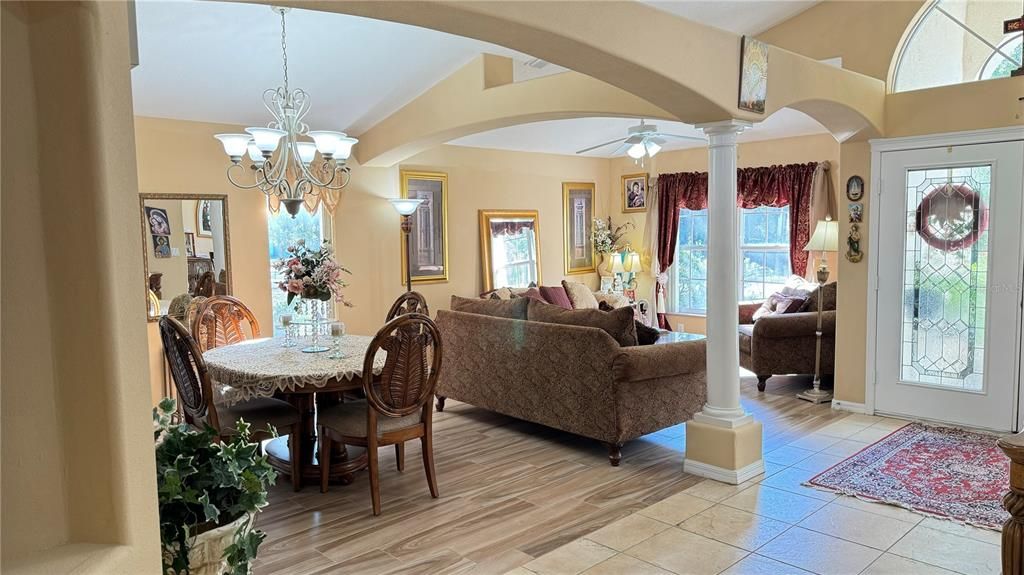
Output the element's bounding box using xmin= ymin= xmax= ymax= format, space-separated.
xmin=575 ymin=119 xmax=706 ymax=160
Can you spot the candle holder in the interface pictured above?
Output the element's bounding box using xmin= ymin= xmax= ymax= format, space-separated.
xmin=328 ymin=321 xmax=346 ymax=359
xmin=301 ymin=299 xmax=330 ymax=353
xmin=280 ymin=314 xmax=296 ymax=347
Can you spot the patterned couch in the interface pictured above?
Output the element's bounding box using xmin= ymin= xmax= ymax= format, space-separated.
xmin=434 ymin=309 xmax=707 ymax=465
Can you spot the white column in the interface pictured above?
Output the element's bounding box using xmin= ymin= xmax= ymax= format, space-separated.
xmin=695 ymin=120 xmax=752 ymax=427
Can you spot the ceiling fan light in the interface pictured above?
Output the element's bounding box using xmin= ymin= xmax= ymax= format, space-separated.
xmin=645 ymin=140 xmax=662 ymax=157
xmin=627 ymin=143 xmax=646 ymax=159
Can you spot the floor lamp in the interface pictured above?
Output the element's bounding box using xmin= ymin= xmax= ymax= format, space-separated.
xmin=797 ymin=219 xmax=839 ymax=404
xmin=388 ymin=198 xmax=424 ymax=293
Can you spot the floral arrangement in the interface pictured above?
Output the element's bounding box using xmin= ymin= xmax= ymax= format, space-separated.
xmin=274 ymin=239 xmax=352 ymax=307
xmin=154 ymin=398 xmax=276 ymax=575
xmin=592 ymin=217 xmax=634 ymax=254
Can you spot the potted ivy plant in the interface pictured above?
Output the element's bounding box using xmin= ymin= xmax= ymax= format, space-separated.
xmin=154 ymin=398 xmax=277 ymax=575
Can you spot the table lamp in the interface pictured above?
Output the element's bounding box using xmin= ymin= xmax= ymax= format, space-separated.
xmin=609 ymin=253 xmax=626 ymax=293
xmin=389 ymin=198 xmax=424 ymax=293
xmin=798 ymin=218 xmax=839 ymax=404
xmin=625 ymin=250 xmax=642 ymax=290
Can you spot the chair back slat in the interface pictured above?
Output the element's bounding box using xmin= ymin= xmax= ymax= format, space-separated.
xmin=385 ymin=291 xmax=429 ymax=322
xmin=191 ymin=295 xmax=260 ymax=353
xmin=158 ymin=316 xmax=219 ymax=431
xmin=362 ymin=313 xmax=442 ymax=418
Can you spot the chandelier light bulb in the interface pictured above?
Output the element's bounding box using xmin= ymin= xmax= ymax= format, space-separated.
xmin=215 ymin=134 xmax=252 ymax=161
xmin=626 ymin=142 xmax=646 ymax=159
xmin=296 ymin=141 xmax=318 ymax=165
xmin=245 ymin=127 xmax=287 ymax=153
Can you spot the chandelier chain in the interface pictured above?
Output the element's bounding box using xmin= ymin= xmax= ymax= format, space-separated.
xmin=279 ymin=8 xmax=289 ymax=95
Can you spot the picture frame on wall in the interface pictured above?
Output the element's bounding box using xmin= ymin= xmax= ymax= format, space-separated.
xmin=152 ymin=234 xmax=171 ymax=259
xmin=846 ymin=175 xmax=865 ymax=201
xmin=738 ymin=35 xmax=768 ymax=114
xmin=145 ymin=206 xmax=171 ymax=236
xmin=621 ymin=173 xmax=648 ymax=213
xmin=196 ymin=199 xmax=213 ymax=237
xmin=184 ymin=232 xmax=196 ymax=257
xmin=563 ymin=182 xmax=596 ymax=274
xmin=400 ymin=170 xmax=449 ymax=284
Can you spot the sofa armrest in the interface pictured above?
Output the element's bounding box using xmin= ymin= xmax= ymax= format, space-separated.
xmin=752 ymin=310 xmax=836 ymax=339
xmin=739 ymin=302 xmax=762 ymax=324
xmin=612 ymin=340 xmax=707 ymax=383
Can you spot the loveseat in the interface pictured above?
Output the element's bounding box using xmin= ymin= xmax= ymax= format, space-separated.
xmin=434 ymin=303 xmax=707 ymax=466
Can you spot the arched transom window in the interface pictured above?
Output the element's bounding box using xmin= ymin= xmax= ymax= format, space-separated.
xmin=892 ymin=0 xmax=1022 ymax=93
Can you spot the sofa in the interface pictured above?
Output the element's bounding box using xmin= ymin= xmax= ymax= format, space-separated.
xmin=434 ymin=302 xmax=707 ymax=466
xmin=738 ymin=281 xmax=836 ymax=392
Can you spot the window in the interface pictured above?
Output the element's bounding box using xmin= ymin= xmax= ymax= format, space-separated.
xmin=490 ymin=226 xmax=539 ymax=288
xmin=672 ymin=206 xmax=791 ymax=313
xmin=892 ymin=0 xmax=1022 ymax=93
xmin=267 ymin=206 xmax=327 ymax=335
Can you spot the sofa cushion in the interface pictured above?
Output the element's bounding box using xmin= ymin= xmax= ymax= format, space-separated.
xmin=512 ymin=287 xmax=546 ymax=303
xmin=738 ymin=324 xmax=754 ymax=355
xmin=599 ymin=301 xmax=659 ymax=345
xmin=538 ymin=285 xmax=573 ymax=309
xmin=562 ymin=280 xmax=600 ymax=309
xmin=451 ymin=295 xmax=528 ymax=320
xmin=528 ymin=299 xmax=637 ymax=346
xmin=805 ymin=282 xmax=837 ymax=312
xmin=594 ymin=292 xmax=631 ymax=309
xmin=753 ymin=292 xmax=809 ymax=321
xmin=479 ymin=287 xmax=513 ymax=300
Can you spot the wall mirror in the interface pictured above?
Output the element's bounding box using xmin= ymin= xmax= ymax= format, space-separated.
xmin=478 ymin=210 xmax=541 ymax=292
xmin=140 ymin=194 xmax=231 ymax=321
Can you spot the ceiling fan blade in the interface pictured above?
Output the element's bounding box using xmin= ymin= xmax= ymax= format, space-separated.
xmin=657 ymin=133 xmax=708 ymax=143
xmin=608 ymin=141 xmax=630 ymax=157
xmin=624 ymin=134 xmax=646 ymax=145
xmin=575 ymin=137 xmax=626 ymax=155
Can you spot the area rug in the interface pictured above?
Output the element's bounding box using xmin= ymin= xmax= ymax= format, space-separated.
xmin=806 ymin=422 xmax=1010 ymax=530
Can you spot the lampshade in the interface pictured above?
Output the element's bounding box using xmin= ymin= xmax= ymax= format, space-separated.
xmin=246 ymin=142 xmax=264 ymax=164
xmin=296 ymin=141 xmax=317 ymax=165
xmin=609 ymin=253 xmax=626 ymax=274
xmin=389 ymin=198 xmax=424 ymax=216
xmin=333 ymin=136 xmax=358 ymax=160
xmin=214 ymin=134 xmax=252 ymax=159
xmin=804 ymin=219 xmax=840 ymax=252
xmin=245 ymin=127 xmax=286 ymax=153
xmin=307 ymin=131 xmax=346 ymax=156
xmin=644 ymin=140 xmax=662 ymax=157
xmin=626 ymin=143 xmax=645 ymax=159
xmin=626 ymin=251 xmax=642 ymax=272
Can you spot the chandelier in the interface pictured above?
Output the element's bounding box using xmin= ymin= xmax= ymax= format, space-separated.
xmin=214 ymin=7 xmax=356 ymax=217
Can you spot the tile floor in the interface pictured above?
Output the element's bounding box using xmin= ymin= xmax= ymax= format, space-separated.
xmin=511 ymin=414 xmax=1002 ymax=575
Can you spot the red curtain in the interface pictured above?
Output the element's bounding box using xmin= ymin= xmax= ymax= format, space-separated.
xmin=655 ymin=162 xmax=817 ymax=327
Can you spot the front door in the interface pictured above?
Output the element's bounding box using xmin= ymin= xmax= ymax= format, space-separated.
xmin=874 ymin=140 xmax=1023 ymax=432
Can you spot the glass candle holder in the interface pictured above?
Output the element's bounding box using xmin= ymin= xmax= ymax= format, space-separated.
xmin=280 ymin=314 xmax=295 ymax=347
xmin=328 ymin=321 xmax=346 ymax=359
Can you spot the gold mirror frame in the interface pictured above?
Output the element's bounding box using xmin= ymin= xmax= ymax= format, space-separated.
xmin=478 ymin=209 xmax=542 ymax=292
xmin=139 ymin=193 xmax=231 ymax=322
xmin=562 ymin=182 xmax=596 ymax=275
xmin=400 ymin=170 xmax=449 ymax=285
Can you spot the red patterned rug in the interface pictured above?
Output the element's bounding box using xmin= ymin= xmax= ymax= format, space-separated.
xmin=806 ymin=422 xmax=1010 ymax=530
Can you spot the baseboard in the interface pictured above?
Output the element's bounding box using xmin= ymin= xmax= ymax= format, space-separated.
xmin=683 ymin=458 xmax=764 ymax=485
xmin=831 ymin=400 xmax=868 ymax=414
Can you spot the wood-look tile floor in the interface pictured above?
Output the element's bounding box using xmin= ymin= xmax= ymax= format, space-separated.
xmin=254 ymin=375 xmax=875 ymax=574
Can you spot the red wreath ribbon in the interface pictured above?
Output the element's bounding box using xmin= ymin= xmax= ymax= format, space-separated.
xmin=914 ymin=183 xmax=989 ymax=252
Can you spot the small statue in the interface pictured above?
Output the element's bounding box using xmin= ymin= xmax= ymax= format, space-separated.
xmin=846 ymin=224 xmax=863 ymax=263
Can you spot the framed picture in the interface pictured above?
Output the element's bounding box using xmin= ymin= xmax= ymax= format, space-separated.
xmin=846 ymin=175 xmax=865 ymax=201
xmin=848 ymin=202 xmax=863 ymax=223
xmin=196 ymin=199 xmax=213 ymax=237
xmin=401 ymin=170 xmax=449 ymax=284
xmin=184 ymin=232 xmax=196 ymax=256
xmin=621 ymin=173 xmax=648 ymax=213
xmin=152 ymin=234 xmax=171 ymax=259
xmin=563 ymin=182 xmax=596 ymax=274
xmin=144 ymin=206 xmax=171 ymax=236
xmin=738 ymin=36 xmax=768 ymax=114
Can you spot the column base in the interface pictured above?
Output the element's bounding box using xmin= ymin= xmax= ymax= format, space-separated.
xmin=684 ymin=417 xmax=763 ymax=485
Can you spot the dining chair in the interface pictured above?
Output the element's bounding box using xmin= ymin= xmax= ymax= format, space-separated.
xmin=158 ymin=316 xmax=304 ymax=490
xmin=317 ymin=313 xmax=443 ymax=515
xmin=385 ymin=291 xmax=430 ymax=321
xmin=191 ymin=295 xmax=261 ymax=353
xmin=194 ymin=270 xmax=215 ymax=297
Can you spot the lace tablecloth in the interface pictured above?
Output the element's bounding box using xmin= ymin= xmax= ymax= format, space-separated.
xmin=203 ymin=335 xmax=385 ymax=406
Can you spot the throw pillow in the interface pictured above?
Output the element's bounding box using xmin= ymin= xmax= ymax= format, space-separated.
xmin=805 ymin=282 xmax=837 ymax=312
xmin=775 ymin=294 xmax=808 ymax=314
xmin=594 ymin=292 xmax=630 ymax=309
xmin=479 ymin=287 xmax=513 ymax=300
xmin=751 ymin=297 xmax=777 ymax=322
xmin=511 ymin=287 xmax=546 ymax=303
xmin=561 ymin=280 xmax=599 ymax=309
xmin=451 ymin=295 xmax=528 ymax=320
xmin=527 ymin=299 xmax=637 ymax=346
xmin=635 ymin=321 xmax=661 ymax=345
xmin=538 ymin=285 xmax=573 ymax=309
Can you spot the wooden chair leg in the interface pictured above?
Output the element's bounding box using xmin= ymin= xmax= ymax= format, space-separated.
xmin=422 ymin=433 xmax=439 ymax=498
xmin=290 ymin=423 xmax=303 ymax=492
xmin=368 ymin=438 xmax=382 ymax=515
xmin=395 ymin=442 xmax=405 ymax=472
xmin=318 ymin=429 xmax=330 ymax=493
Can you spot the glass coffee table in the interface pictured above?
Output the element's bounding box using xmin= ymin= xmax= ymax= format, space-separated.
xmin=655 ymin=330 xmax=706 ymax=344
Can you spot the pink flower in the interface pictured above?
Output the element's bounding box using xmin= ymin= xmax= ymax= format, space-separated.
xmin=286 ymin=279 xmax=304 ymax=294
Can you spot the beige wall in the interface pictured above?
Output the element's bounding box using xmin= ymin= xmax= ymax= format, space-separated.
xmin=2 ymin=2 xmax=160 ymax=572
xmin=607 ymin=133 xmax=841 ymax=334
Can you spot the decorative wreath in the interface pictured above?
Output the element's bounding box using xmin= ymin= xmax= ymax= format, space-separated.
xmin=914 ymin=183 xmax=989 ymax=252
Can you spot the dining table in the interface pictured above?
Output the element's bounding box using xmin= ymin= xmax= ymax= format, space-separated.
xmin=203 ymin=333 xmax=386 ymax=485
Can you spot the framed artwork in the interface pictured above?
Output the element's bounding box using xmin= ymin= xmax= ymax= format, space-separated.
xmin=621 ymin=173 xmax=648 ymax=213
xmin=144 ymin=206 xmax=171 ymax=236
xmin=196 ymin=199 xmax=213 ymax=237
xmin=151 ymin=234 xmax=171 ymax=259
xmin=479 ymin=210 xmax=541 ymax=292
xmin=184 ymin=232 xmax=196 ymax=256
xmin=400 ymin=170 xmax=449 ymax=284
xmin=846 ymin=175 xmax=865 ymax=201
xmin=562 ymin=182 xmax=596 ymax=274
xmin=848 ymin=202 xmax=863 ymax=223
xmin=738 ymin=36 xmax=768 ymax=114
